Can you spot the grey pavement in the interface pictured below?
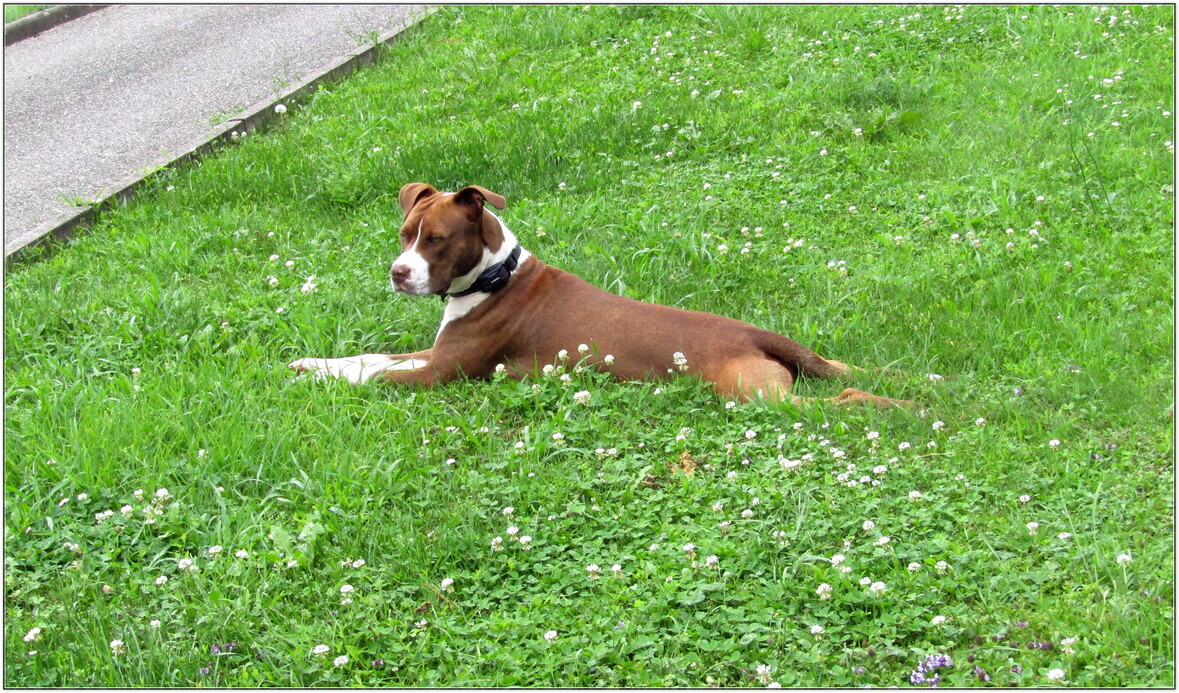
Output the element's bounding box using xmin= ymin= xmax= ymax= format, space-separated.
xmin=4 ymin=4 xmax=428 ymax=258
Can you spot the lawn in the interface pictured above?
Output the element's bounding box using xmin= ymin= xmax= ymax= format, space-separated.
xmin=4 ymin=5 xmax=1174 ymax=687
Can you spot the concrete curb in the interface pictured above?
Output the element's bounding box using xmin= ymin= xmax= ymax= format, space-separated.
xmin=4 ymin=4 xmax=109 ymax=46
xmin=5 ymin=5 xmax=436 ymax=268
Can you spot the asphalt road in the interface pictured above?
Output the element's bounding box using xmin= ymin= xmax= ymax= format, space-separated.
xmin=3 ymin=4 xmax=425 ymax=255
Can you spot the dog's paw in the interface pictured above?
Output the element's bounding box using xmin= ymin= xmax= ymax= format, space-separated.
xmin=288 ymin=358 xmax=337 ymax=383
xmin=287 ymin=355 xmax=426 ymax=385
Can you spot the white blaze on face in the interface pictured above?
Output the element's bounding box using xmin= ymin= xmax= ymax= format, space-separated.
xmin=390 ymin=218 xmax=433 ymax=295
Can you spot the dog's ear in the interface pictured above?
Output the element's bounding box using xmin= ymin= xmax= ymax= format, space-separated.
xmin=398 ymin=183 xmax=438 ymax=217
xmin=454 ymin=185 xmax=507 ymax=251
xmin=454 ymin=185 xmax=506 ymax=212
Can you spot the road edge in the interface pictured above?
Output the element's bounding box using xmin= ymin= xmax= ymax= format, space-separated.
xmin=4 ymin=5 xmax=436 ymax=268
xmin=4 ymin=4 xmax=109 ymax=46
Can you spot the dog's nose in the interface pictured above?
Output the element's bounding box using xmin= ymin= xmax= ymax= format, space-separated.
xmin=390 ymin=264 xmax=411 ymax=285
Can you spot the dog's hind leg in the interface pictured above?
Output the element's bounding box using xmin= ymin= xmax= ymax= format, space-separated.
xmin=795 ymin=387 xmax=914 ymax=409
xmin=709 ymin=356 xmax=912 ymax=409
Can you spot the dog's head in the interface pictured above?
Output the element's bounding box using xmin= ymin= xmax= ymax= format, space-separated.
xmin=389 ymin=183 xmax=507 ymax=296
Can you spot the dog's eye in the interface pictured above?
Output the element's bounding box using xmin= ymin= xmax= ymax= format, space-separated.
xmin=427 ymin=236 xmax=444 ymax=245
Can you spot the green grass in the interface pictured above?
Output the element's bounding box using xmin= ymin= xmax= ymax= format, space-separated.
xmin=4 ymin=5 xmax=51 ymax=23
xmin=4 ymin=5 xmax=1174 ymax=687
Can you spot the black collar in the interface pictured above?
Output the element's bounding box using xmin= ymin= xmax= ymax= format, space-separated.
xmin=447 ymin=245 xmax=522 ymax=298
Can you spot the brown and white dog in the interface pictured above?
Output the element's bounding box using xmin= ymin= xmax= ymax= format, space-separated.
xmin=289 ymin=183 xmax=911 ymax=408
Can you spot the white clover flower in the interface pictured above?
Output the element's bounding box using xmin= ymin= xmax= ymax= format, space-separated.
xmin=869 ymin=581 xmax=887 ymax=596
xmin=705 ymin=555 xmax=719 ymax=569
xmin=1061 ymin=637 xmax=1077 ymax=654
xmin=491 ymin=536 xmax=504 ymax=552
xmin=1019 ymin=494 xmax=1031 ymax=503
xmin=859 ymin=576 xmax=872 ymax=586
xmin=611 ymin=564 xmax=623 ymax=577
xmin=155 ymin=575 xmax=168 ymax=586
xmin=544 ymin=629 xmax=558 ymax=642
xmin=577 ymin=343 xmax=589 ymax=354
xmin=312 ymin=644 xmax=330 ymax=656
xmin=830 ymin=553 xmax=845 ymax=566
xmin=23 ymin=627 xmax=42 ymax=643
xmin=340 ymin=584 xmax=355 ymax=596
xmin=440 ymin=578 xmax=454 ymax=592
xmin=1047 ymin=668 xmax=1065 ymax=681
xmin=109 ymin=639 xmax=126 ymax=656
xmin=672 ymin=351 xmax=689 ymax=372
xmin=935 ymin=560 xmax=949 ymax=574
xmin=586 ymin=564 xmax=601 ymax=579
xmin=519 ymin=535 xmax=533 ymax=550
xmin=1116 ymin=552 xmax=1132 ymax=565
xmin=149 ymin=619 xmax=161 ymax=628
xmin=1057 ymin=532 xmax=1072 ymax=540
xmin=683 ymin=543 xmax=696 ymax=556
xmin=208 ymin=545 xmax=223 ymax=557
xmin=810 ymin=624 xmax=825 ymax=635
xmin=875 ymin=536 xmax=891 ymax=546
xmin=77 ymin=493 xmax=89 ymax=502
xmin=603 ymin=354 xmax=615 ymax=364
xmin=557 ymin=349 xmax=569 ymax=361
xmin=1027 ymin=521 xmax=1040 ymax=535
xmin=502 ymin=507 xmax=515 ymax=517
xmin=862 ymin=520 xmax=876 ymax=531
xmin=816 ymin=583 xmax=832 ymax=600
xmin=756 ymin=664 xmax=773 ymax=684
xmin=909 ymin=490 xmax=923 ymax=500
xmin=333 ymin=655 xmax=348 ymax=667
xmin=177 ymin=557 xmax=196 ymax=572
xmin=741 ymin=509 xmax=754 ymax=519
xmin=908 ymin=561 xmax=922 ymax=572
xmin=931 ymin=615 xmax=947 ymax=626
xmin=274 ymin=103 xmax=287 ymax=114
xmin=573 ymin=390 xmax=591 ymax=405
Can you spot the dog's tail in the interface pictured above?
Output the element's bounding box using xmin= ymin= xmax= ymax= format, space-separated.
xmin=755 ymin=329 xmax=852 ymax=380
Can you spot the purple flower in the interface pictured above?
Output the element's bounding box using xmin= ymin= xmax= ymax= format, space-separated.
xmin=209 ymin=645 xmax=221 ymax=655
xmin=973 ymin=665 xmax=990 ymax=682
xmin=853 ymin=666 xmax=865 ymax=675
xmin=910 ymin=654 xmax=953 ymax=687
xmin=199 ymin=666 xmax=211 ymax=676
xmin=371 ymin=659 xmax=386 ymax=668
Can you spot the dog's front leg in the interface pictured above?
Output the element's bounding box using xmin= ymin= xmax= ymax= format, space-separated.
xmin=288 ymin=349 xmax=435 ymax=386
